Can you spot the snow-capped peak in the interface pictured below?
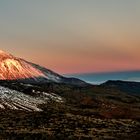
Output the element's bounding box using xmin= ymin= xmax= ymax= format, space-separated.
xmin=0 ymin=50 xmax=46 ymax=80
xmin=0 ymin=50 xmax=13 ymax=60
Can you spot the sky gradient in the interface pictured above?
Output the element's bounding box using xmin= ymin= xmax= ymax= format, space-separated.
xmin=0 ymin=0 xmax=140 ymax=74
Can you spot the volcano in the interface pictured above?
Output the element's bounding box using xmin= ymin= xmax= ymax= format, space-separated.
xmin=0 ymin=50 xmax=86 ymax=86
xmin=0 ymin=50 xmax=46 ymax=80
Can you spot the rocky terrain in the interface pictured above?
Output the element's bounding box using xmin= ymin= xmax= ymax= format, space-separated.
xmin=0 ymin=103 xmax=140 ymax=140
xmin=0 ymin=80 xmax=139 ymax=140
xmin=0 ymin=85 xmax=63 ymax=111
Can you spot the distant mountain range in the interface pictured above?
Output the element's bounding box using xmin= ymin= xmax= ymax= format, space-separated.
xmin=68 ymin=71 xmax=140 ymax=84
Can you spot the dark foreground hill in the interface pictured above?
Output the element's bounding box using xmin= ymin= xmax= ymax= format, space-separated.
xmin=0 ymin=80 xmax=140 ymax=139
xmin=101 ymin=80 xmax=140 ymax=95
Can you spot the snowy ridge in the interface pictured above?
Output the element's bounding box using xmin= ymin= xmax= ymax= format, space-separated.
xmin=0 ymin=86 xmax=63 ymax=111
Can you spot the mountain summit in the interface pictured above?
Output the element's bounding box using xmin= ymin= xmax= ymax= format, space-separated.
xmin=0 ymin=50 xmax=45 ymax=80
xmin=0 ymin=50 xmax=86 ymax=86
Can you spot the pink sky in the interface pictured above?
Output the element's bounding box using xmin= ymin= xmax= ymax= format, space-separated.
xmin=0 ymin=1 xmax=140 ymax=74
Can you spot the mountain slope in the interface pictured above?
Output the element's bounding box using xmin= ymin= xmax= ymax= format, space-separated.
xmin=26 ymin=61 xmax=87 ymax=85
xmin=0 ymin=50 xmax=86 ymax=86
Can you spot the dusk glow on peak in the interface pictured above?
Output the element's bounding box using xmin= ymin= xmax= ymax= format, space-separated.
xmin=0 ymin=0 xmax=140 ymax=74
xmin=0 ymin=50 xmax=46 ymax=80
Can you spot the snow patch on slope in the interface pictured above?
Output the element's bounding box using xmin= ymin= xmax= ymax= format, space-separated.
xmin=0 ymin=86 xmax=63 ymax=111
